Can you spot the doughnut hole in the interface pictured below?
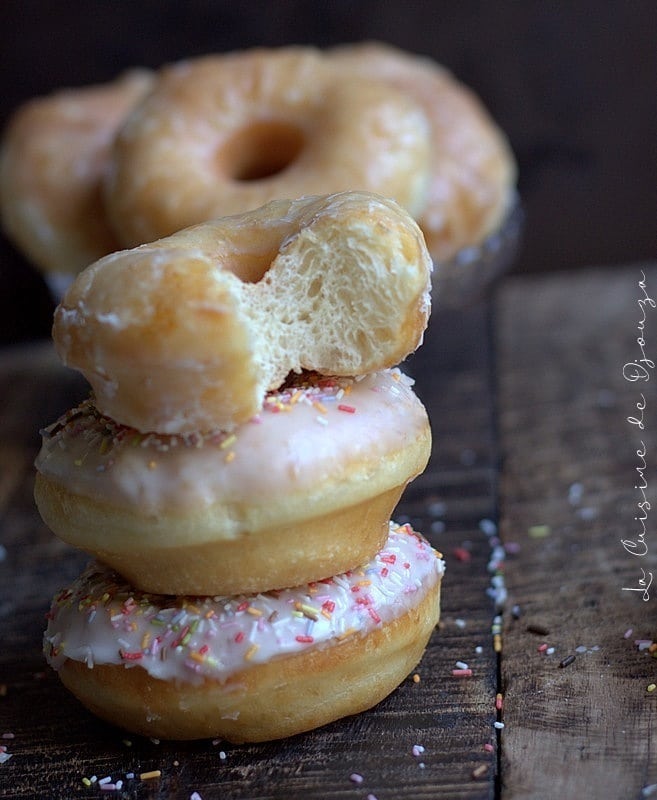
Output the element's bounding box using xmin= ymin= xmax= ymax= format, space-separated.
xmin=219 ymin=121 xmax=306 ymax=182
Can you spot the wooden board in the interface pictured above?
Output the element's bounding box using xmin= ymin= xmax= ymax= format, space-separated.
xmin=0 ymin=303 xmax=500 ymax=800
xmin=496 ymin=264 xmax=657 ymax=799
xmin=2 ymin=264 xmax=655 ymax=799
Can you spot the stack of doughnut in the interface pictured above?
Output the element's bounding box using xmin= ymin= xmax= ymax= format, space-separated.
xmin=36 ymin=190 xmax=446 ymax=742
xmin=0 ymin=43 xmax=517 ymax=302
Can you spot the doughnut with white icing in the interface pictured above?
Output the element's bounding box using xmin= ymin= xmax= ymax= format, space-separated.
xmin=53 ymin=191 xmax=432 ymax=435
xmin=35 ymin=370 xmax=431 ymax=595
xmin=44 ymin=522 xmax=444 ymax=742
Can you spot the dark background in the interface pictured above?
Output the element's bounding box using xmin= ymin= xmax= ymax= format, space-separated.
xmin=1 ymin=0 xmax=656 ymax=345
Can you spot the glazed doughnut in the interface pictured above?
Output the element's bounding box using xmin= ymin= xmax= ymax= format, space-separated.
xmin=53 ymin=191 xmax=432 ymax=435
xmin=330 ymin=42 xmax=517 ymax=262
xmin=44 ymin=522 xmax=444 ymax=742
xmin=35 ymin=369 xmax=431 ymax=595
xmin=0 ymin=69 xmax=154 ymax=288
xmin=103 ymin=48 xmax=431 ymax=247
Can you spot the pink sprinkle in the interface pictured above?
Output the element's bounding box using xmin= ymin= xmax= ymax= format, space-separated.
xmin=453 ymin=547 xmax=472 ymax=562
xmin=623 ymin=628 xmax=634 ymax=639
xmin=452 ymin=668 xmax=473 ymax=677
xmin=100 ymin=785 xmax=117 ymax=792
xmin=368 ymin=607 xmax=382 ymax=624
xmin=349 ymin=773 xmax=364 ymax=784
xmin=537 ymin=643 xmax=549 ymax=653
xmin=338 ymin=404 xmax=356 ymax=413
xmin=295 ymin=635 xmax=314 ymax=644
xmin=1 ymin=733 xmax=15 ymax=740
xmin=484 ymin=743 xmax=494 ymax=753
xmin=120 ymin=651 xmax=143 ymax=661
xmin=412 ymin=744 xmax=425 ymax=757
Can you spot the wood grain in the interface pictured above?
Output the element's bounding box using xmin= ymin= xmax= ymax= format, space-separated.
xmin=496 ymin=264 xmax=657 ymax=799
xmin=0 ymin=305 xmax=500 ymax=800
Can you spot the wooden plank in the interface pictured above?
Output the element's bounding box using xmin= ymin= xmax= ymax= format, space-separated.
xmin=495 ymin=264 xmax=657 ymax=799
xmin=0 ymin=303 xmax=501 ymax=800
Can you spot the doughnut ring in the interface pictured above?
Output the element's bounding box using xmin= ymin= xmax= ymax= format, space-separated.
xmin=330 ymin=42 xmax=517 ymax=263
xmin=44 ymin=522 xmax=445 ymax=742
xmin=103 ymin=48 xmax=432 ymax=248
xmin=0 ymin=69 xmax=154 ymax=287
xmin=53 ymin=191 xmax=432 ymax=435
xmin=35 ymin=369 xmax=431 ymax=595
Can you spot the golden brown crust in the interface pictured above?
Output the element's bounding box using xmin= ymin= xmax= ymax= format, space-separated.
xmin=53 ymin=192 xmax=432 ymax=435
xmin=0 ymin=69 xmax=154 ymax=276
xmin=56 ymin=581 xmax=441 ymax=742
xmin=103 ymin=48 xmax=431 ymax=247
xmin=37 ymin=482 xmax=400 ymax=596
xmin=330 ymin=42 xmax=517 ymax=262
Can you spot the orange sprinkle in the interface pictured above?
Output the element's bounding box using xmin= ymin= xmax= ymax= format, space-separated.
xmin=495 ymin=693 xmax=503 ymax=711
xmin=493 ymin=634 xmax=502 ymax=653
xmin=337 ymin=628 xmax=357 ymax=641
xmin=141 ymin=633 xmax=151 ymax=650
xmin=290 ymin=390 xmax=303 ymax=405
xmin=412 ymin=673 xmax=421 ymax=684
xmin=139 ymin=770 xmax=161 ymax=781
xmin=189 ymin=651 xmax=206 ymax=664
xmin=244 ymin=644 xmax=259 ymax=661
xmin=313 ymin=401 xmax=328 ymax=414
xmin=246 ymin=607 xmax=263 ymax=617
xmin=224 ymin=451 xmax=236 ymax=463
xmin=148 ymin=460 xmax=157 ymax=470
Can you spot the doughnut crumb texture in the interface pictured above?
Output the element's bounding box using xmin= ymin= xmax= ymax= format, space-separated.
xmin=53 ymin=191 xmax=432 ymax=434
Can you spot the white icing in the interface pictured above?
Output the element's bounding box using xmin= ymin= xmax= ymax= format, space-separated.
xmin=35 ymin=369 xmax=427 ymax=514
xmin=44 ymin=523 xmax=444 ymax=685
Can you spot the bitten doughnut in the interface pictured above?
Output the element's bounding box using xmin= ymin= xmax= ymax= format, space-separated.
xmin=330 ymin=42 xmax=517 ymax=262
xmin=35 ymin=369 xmax=431 ymax=595
xmin=53 ymin=191 xmax=432 ymax=435
xmin=103 ymin=47 xmax=431 ymax=247
xmin=44 ymin=522 xmax=444 ymax=742
xmin=0 ymin=69 xmax=154 ymax=287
